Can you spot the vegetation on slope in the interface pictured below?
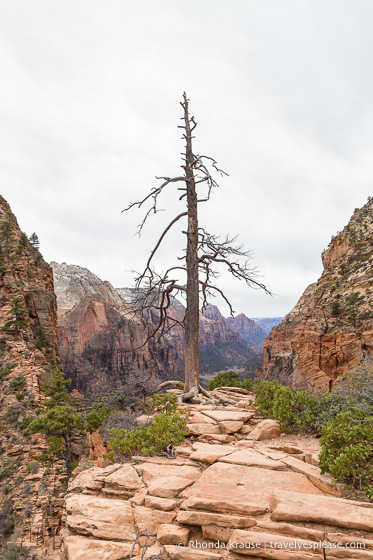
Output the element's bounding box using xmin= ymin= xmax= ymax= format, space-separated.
xmin=254 ymin=359 xmax=373 ymax=498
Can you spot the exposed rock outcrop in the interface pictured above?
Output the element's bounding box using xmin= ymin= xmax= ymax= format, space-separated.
xmin=261 ymin=199 xmax=373 ymax=390
xmin=0 ymin=197 xmax=62 ymax=558
xmin=60 ymin=387 xmax=373 ymax=560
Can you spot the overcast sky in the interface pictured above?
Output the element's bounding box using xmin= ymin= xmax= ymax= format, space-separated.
xmin=0 ymin=0 xmax=372 ymax=317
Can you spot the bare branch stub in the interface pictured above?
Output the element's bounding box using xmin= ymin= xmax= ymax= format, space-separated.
xmin=122 ymin=92 xmax=270 ymax=396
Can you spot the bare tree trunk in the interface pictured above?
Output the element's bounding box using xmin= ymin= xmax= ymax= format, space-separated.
xmin=183 ymin=94 xmax=199 ymax=394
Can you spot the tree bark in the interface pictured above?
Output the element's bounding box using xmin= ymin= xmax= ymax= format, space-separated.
xmin=183 ymin=93 xmax=199 ymax=394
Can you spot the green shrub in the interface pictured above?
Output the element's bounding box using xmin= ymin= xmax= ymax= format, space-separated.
xmin=0 ymin=459 xmax=17 ymax=482
xmin=319 ymin=409 xmax=373 ymax=497
xmin=86 ymin=399 xmax=111 ymax=433
xmin=35 ymin=325 xmax=47 ymax=350
xmin=3 ymin=406 xmax=20 ymax=426
xmin=2 ymin=543 xmax=29 ymax=559
xmin=241 ymin=378 xmax=254 ymax=391
xmin=108 ymin=393 xmax=188 ymax=457
xmin=0 ymin=500 xmax=14 ymax=543
xmin=208 ymin=370 xmax=241 ymax=390
xmin=254 ymin=380 xmax=345 ymax=435
xmin=9 ymin=374 xmax=25 ymax=390
xmin=1 ymin=298 xmax=28 ymax=335
xmin=0 ymin=364 xmax=16 ymax=383
xmin=26 ymin=460 xmax=40 ymax=474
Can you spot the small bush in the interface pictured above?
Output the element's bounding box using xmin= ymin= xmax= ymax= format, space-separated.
xmin=208 ymin=370 xmax=241 ymax=390
xmin=22 ymin=482 xmax=32 ymax=495
xmin=35 ymin=325 xmax=47 ymax=350
xmin=26 ymin=460 xmax=40 ymax=474
xmin=3 ymin=405 xmax=21 ymax=426
xmin=254 ymin=380 xmax=345 ymax=435
xmin=102 ymin=410 xmax=139 ymax=442
xmin=0 ymin=364 xmax=16 ymax=383
xmin=108 ymin=394 xmax=188 ymax=457
xmin=319 ymin=409 xmax=373 ymax=497
xmin=241 ymin=377 xmax=254 ymax=391
xmin=9 ymin=375 xmax=25 ymax=391
xmin=0 ymin=500 xmax=14 ymax=542
xmin=2 ymin=543 xmax=29 ymax=560
xmin=86 ymin=400 xmax=111 ymax=433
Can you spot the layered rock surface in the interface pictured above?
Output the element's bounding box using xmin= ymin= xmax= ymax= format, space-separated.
xmin=261 ymin=199 xmax=373 ymax=390
xmin=0 ymin=197 xmax=62 ymax=558
xmin=60 ymin=386 xmax=373 ymax=560
xmin=52 ymin=263 xmax=261 ymax=400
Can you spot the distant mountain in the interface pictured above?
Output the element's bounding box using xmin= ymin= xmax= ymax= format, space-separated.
xmin=225 ymin=313 xmax=267 ymax=346
xmin=51 ymin=264 xmax=263 ymax=399
xmin=252 ymin=317 xmax=284 ymax=335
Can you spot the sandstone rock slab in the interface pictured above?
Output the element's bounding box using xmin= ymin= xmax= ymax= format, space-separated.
xmin=271 ymin=490 xmax=373 ymax=532
xmin=247 ymin=419 xmax=281 ymax=441
xmin=65 ymin=494 xmax=135 ymax=541
xmin=148 ymin=476 xmax=195 ymax=498
xmin=280 ymin=456 xmax=341 ymax=496
xmin=177 ymin=509 xmax=257 ymax=529
xmin=228 ymin=529 xmax=321 ymax=559
xmin=67 ymin=468 xmax=104 ymax=493
xmin=185 ymin=463 xmax=322 ymax=516
xmin=187 ymin=423 xmax=221 ymax=435
xmin=157 ymin=524 xmax=190 ymax=545
xmin=63 ymin=536 xmax=137 ymax=560
xmin=219 ymin=420 xmax=244 ymax=434
xmin=103 ymin=464 xmax=143 ymax=497
xmin=189 ymin=412 xmax=217 ymax=424
xmin=219 ymin=449 xmax=286 ymax=470
xmin=165 ymin=545 xmax=222 ymax=560
xmin=145 ymin=495 xmax=178 ymax=511
xmin=135 ymin=462 xmax=201 ymax=484
xmin=203 ymin=410 xmax=255 ymax=423
xmin=189 ymin=443 xmax=237 ymax=464
xmin=134 ymin=506 xmax=176 ymax=535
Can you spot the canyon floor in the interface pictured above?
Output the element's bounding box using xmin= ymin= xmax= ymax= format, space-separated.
xmin=59 ymin=386 xmax=373 ymax=560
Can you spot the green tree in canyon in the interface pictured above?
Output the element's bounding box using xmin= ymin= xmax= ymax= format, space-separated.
xmin=29 ymin=368 xmax=85 ymax=481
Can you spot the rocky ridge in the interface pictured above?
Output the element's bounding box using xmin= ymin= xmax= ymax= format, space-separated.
xmin=60 ymin=386 xmax=373 ymax=560
xmin=52 ymin=263 xmax=261 ymax=400
xmin=225 ymin=314 xmax=267 ymax=346
xmin=261 ymin=198 xmax=373 ymax=390
xmin=0 ymin=197 xmax=62 ymax=558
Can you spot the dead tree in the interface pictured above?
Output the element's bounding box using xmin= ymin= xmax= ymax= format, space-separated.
xmin=123 ymin=93 xmax=270 ymax=401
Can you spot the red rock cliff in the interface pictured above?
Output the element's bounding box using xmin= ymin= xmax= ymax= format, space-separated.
xmin=0 ymin=197 xmax=62 ymax=557
xmin=261 ymin=198 xmax=373 ymax=391
xmin=52 ymin=264 xmax=260 ymax=399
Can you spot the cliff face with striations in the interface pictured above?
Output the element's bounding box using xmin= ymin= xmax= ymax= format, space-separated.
xmin=52 ymin=262 xmax=183 ymax=401
xmin=225 ymin=313 xmax=267 ymax=346
xmin=261 ymin=199 xmax=373 ymax=391
xmin=0 ymin=197 xmax=62 ymax=558
xmin=52 ymin=264 xmax=261 ymax=400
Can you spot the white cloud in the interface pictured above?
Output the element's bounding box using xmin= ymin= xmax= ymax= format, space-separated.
xmin=0 ymin=0 xmax=371 ymax=317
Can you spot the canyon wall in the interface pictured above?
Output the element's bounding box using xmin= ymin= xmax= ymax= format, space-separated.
xmin=0 ymin=197 xmax=62 ymax=557
xmin=261 ymin=198 xmax=373 ymax=391
xmin=52 ymin=263 xmax=261 ymax=400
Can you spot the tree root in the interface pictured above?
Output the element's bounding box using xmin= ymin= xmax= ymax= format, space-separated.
xmin=155 ymin=380 xmax=185 ymax=392
xmin=154 ymin=380 xmax=236 ymax=407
